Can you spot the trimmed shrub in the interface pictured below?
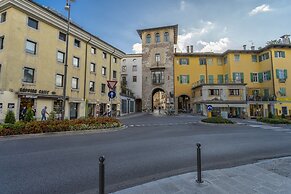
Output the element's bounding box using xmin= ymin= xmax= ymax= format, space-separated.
xmin=48 ymin=111 xmax=56 ymax=121
xmin=24 ymin=108 xmax=35 ymax=122
xmin=4 ymin=110 xmax=16 ymax=124
xmin=257 ymin=117 xmax=290 ymax=124
xmin=201 ymin=116 xmax=234 ymax=124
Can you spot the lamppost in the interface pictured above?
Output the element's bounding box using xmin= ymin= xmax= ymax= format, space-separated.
xmin=61 ymin=0 xmax=74 ymax=120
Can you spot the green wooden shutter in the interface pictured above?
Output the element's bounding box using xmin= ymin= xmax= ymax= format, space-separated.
xmin=241 ymin=73 xmax=244 ymax=83
xmin=179 ymin=75 xmax=182 ymax=84
xmin=276 ymin=69 xmax=279 ymax=78
xmin=264 ymin=89 xmax=269 ymax=97
xmin=209 ymin=75 xmax=214 ymax=84
xmin=282 ymin=52 xmax=286 ymax=58
xmin=284 ymin=69 xmax=288 ymax=79
xmin=250 ymin=73 xmax=253 ymax=82
xmin=225 ymin=74 xmax=229 ymax=83
xmin=218 ymin=75 xmax=223 ymax=84
xmin=232 ymin=73 xmax=236 ymax=81
xmin=258 ymin=72 xmax=263 ymax=83
xmin=200 ymin=75 xmax=205 ymax=83
xmin=187 ymin=75 xmax=190 ymax=84
xmin=275 ymin=51 xmax=278 ymax=58
xmin=267 ymin=71 xmax=271 ymax=80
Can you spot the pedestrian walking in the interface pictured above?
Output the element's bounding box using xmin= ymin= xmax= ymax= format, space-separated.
xmin=41 ymin=106 xmax=49 ymax=121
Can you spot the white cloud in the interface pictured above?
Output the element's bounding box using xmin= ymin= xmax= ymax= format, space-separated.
xmin=249 ymin=4 xmax=272 ymax=16
xmin=132 ymin=43 xmax=142 ymax=54
xmin=197 ymin=38 xmax=230 ymax=53
xmin=180 ymin=0 xmax=186 ymax=11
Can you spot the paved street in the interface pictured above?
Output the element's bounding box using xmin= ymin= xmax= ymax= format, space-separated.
xmin=1 ymin=114 xmax=291 ymax=193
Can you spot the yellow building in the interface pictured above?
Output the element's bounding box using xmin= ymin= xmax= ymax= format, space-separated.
xmin=174 ymin=40 xmax=291 ymax=118
xmin=0 ymin=0 xmax=125 ymax=121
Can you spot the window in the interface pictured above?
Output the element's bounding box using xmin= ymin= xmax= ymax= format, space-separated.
xmin=155 ymin=33 xmax=160 ymax=43
xmin=209 ymin=89 xmax=219 ymax=96
xmin=252 ymin=55 xmax=257 ymax=62
xmin=251 ymin=72 xmax=258 ymax=82
xmin=103 ymin=52 xmax=107 ymax=59
xmin=0 ymin=12 xmax=6 ymax=23
xmin=23 ymin=67 xmax=34 ymax=83
xmin=199 ymin=58 xmax=207 ymax=65
xmin=133 ymin=76 xmax=137 ymax=82
xmin=276 ymin=69 xmax=287 ymax=80
xmin=233 ymin=72 xmax=244 ymax=83
xmin=101 ymin=83 xmax=106 ymax=93
xmin=146 ymin=34 xmax=151 ymax=44
xmin=72 ymin=77 xmax=79 ymax=89
xmin=113 ymin=57 xmax=117 ymax=63
xmin=74 ymin=39 xmax=80 ymax=47
xmin=91 ymin=47 xmax=96 ymax=54
xmin=113 ymin=70 xmax=117 ymax=79
xmin=132 ymin=65 xmax=137 ymax=71
xmin=73 ymin=57 xmax=80 ymax=67
xmin=259 ymin=52 xmax=269 ymax=62
xmin=102 ymin=66 xmax=106 ymax=75
xmin=223 ymin=56 xmax=228 ymax=64
xmin=56 ymin=74 xmax=64 ymax=87
xmin=217 ymin=58 xmax=222 ymax=65
xmin=200 ymin=75 xmax=205 ymax=83
xmin=155 ymin=53 xmax=160 ymax=62
xmin=234 ymin=54 xmax=240 ymax=61
xmin=152 ymin=71 xmax=164 ymax=84
xmin=89 ymin=81 xmax=95 ymax=92
xmin=28 ymin=17 xmax=38 ymax=29
xmin=279 ymin=88 xmax=286 ymax=96
xmin=179 ymin=58 xmax=189 ymax=65
xmin=57 ymin=51 xmax=65 ymax=63
xmin=275 ymin=51 xmax=285 ymax=58
xmin=229 ymin=89 xmax=240 ymax=96
xmin=26 ymin=40 xmax=37 ymax=54
xmin=218 ymin=75 xmax=224 ymax=84
xmin=90 ymin=63 xmax=96 ymax=72
xmin=122 ymin=65 xmax=126 ymax=72
xmin=59 ymin=32 xmax=66 ymax=41
xmin=208 ymin=75 xmax=214 ymax=84
xmin=263 ymin=71 xmax=271 ymax=81
xmin=0 ymin=36 xmax=4 ymax=50
xmin=179 ymin=75 xmax=190 ymax=84
xmin=207 ymin=58 xmax=213 ymax=65
xmin=164 ymin=32 xmax=169 ymax=42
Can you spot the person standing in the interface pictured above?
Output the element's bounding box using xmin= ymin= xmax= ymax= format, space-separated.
xmin=41 ymin=106 xmax=49 ymax=121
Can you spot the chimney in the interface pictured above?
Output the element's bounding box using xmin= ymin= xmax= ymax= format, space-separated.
xmin=186 ymin=46 xmax=189 ymax=53
xmin=174 ymin=48 xmax=177 ymax=53
xmin=251 ymin=46 xmax=255 ymax=50
xmin=243 ymin=45 xmax=247 ymax=50
xmin=281 ymin=35 xmax=291 ymax=44
xmin=190 ymin=45 xmax=194 ymax=53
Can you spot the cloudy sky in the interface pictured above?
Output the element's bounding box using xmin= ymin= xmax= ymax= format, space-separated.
xmin=34 ymin=0 xmax=291 ymax=54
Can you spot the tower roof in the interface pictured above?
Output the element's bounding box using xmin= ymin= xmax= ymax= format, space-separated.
xmin=137 ymin=24 xmax=178 ymax=44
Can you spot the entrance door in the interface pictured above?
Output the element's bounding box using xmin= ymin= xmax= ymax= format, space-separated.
xmin=282 ymin=107 xmax=288 ymax=116
xmin=19 ymin=97 xmax=35 ymax=120
xmin=70 ymin=103 xmax=78 ymax=119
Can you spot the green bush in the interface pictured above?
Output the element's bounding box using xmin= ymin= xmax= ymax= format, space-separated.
xmin=268 ymin=112 xmax=273 ymax=119
xmin=257 ymin=117 xmax=291 ymax=124
xmin=201 ymin=116 xmax=234 ymax=124
xmin=281 ymin=114 xmax=286 ymax=119
xmin=24 ymin=108 xmax=35 ymax=122
xmin=4 ymin=110 xmax=16 ymax=124
xmin=48 ymin=111 xmax=56 ymax=121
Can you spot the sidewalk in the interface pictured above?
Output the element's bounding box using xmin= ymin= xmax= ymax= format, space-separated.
xmin=112 ymin=157 xmax=291 ymax=194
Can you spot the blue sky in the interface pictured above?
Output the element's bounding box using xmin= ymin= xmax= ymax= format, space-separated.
xmin=34 ymin=0 xmax=291 ymax=53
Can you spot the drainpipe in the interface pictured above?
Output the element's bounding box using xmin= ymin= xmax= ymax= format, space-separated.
xmin=205 ymin=58 xmax=208 ymax=84
xmin=84 ymin=37 xmax=92 ymax=117
xmin=270 ymin=50 xmax=276 ymax=114
xmin=109 ymin=49 xmax=116 ymax=116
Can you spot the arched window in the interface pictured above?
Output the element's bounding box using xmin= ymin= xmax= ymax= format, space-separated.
xmin=146 ymin=34 xmax=151 ymax=44
xmin=155 ymin=33 xmax=160 ymax=43
xmin=164 ymin=32 xmax=169 ymax=42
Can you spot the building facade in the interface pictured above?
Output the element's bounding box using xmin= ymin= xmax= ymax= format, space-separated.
xmin=137 ymin=25 xmax=178 ymax=112
xmin=0 ymin=0 xmax=125 ymax=121
xmin=121 ymin=54 xmax=142 ymax=113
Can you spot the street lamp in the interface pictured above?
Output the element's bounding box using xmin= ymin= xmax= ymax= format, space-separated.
xmin=61 ymin=0 xmax=74 ymax=120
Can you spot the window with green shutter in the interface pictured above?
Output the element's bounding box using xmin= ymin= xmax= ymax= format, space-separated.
xmin=264 ymin=89 xmax=269 ymax=97
xmin=279 ymin=88 xmax=286 ymax=96
xmin=250 ymin=73 xmax=254 ymax=82
xmin=208 ymin=75 xmax=214 ymax=84
xmin=218 ymin=75 xmax=224 ymax=84
xmin=200 ymin=75 xmax=205 ymax=83
xmin=284 ymin=69 xmax=288 ymax=79
xmin=225 ymin=74 xmax=229 ymax=83
xmin=258 ymin=72 xmax=263 ymax=83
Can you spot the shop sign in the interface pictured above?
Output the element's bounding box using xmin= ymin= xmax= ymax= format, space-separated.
xmin=8 ymin=103 xmax=15 ymax=110
xmin=19 ymin=88 xmax=49 ymax=95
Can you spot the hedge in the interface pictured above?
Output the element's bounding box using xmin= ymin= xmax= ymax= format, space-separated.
xmin=201 ymin=117 xmax=234 ymax=124
xmin=0 ymin=117 xmax=122 ymax=136
xmin=256 ymin=117 xmax=291 ymax=124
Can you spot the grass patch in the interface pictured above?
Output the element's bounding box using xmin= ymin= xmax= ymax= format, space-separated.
xmin=0 ymin=117 xmax=122 ymax=136
xmin=201 ymin=117 xmax=234 ymax=124
xmin=257 ymin=117 xmax=291 ymax=124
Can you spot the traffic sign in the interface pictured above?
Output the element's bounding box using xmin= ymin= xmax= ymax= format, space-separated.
xmin=207 ymin=105 xmax=213 ymax=111
xmin=107 ymin=80 xmax=117 ymax=89
xmin=108 ymin=91 xmax=116 ymax=99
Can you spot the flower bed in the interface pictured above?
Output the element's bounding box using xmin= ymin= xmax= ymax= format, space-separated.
xmin=201 ymin=117 xmax=234 ymax=124
xmin=0 ymin=117 xmax=122 ymax=136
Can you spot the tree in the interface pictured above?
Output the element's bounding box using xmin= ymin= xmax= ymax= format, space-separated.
xmin=24 ymin=108 xmax=35 ymax=122
xmin=4 ymin=110 xmax=16 ymax=124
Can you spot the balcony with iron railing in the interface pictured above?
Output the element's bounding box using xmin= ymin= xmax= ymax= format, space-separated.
xmin=192 ymin=78 xmax=245 ymax=88
xmin=246 ymin=95 xmax=276 ymax=102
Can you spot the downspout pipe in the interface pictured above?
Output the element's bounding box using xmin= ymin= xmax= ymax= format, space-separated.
xmin=84 ymin=37 xmax=92 ymax=100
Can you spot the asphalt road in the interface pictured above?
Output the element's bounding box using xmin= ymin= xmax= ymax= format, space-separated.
xmin=1 ymin=114 xmax=291 ymax=194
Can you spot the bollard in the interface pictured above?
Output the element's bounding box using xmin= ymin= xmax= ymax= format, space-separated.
xmin=196 ymin=143 xmax=203 ymax=183
xmin=99 ymin=156 xmax=105 ymax=194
